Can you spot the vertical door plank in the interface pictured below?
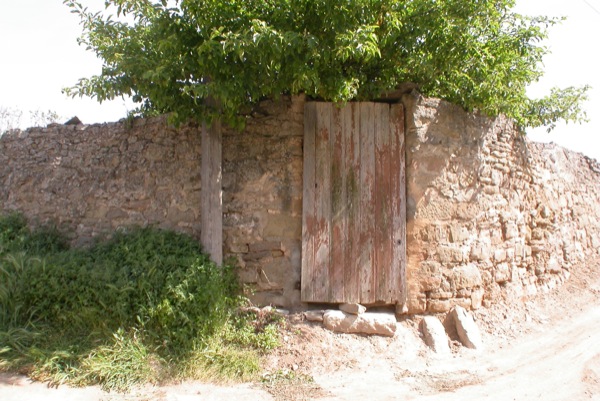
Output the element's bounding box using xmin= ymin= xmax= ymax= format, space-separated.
xmin=301 ymin=103 xmax=317 ymax=302
xmin=374 ymin=104 xmax=392 ymax=302
xmin=201 ymin=119 xmax=223 ymax=265
xmin=313 ymin=103 xmax=333 ymax=301
xmin=330 ymin=105 xmax=346 ymax=302
xmin=390 ymin=104 xmax=407 ymax=303
xmin=344 ymin=103 xmax=361 ymax=303
xmin=359 ymin=103 xmax=376 ymax=303
xmin=373 ymin=105 xmax=384 ymax=301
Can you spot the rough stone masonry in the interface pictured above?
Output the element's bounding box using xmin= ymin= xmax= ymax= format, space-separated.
xmin=402 ymin=92 xmax=600 ymax=314
xmin=0 ymin=116 xmax=203 ymax=245
xmin=1 ymin=93 xmax=599 ymax=314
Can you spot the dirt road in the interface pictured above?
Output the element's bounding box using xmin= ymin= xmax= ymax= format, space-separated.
xmin=2 ymin=265 xmax=600 ymax=401
xmin=303 ymin=299 xmax=600 ymax=401
xmin=413 ymin=305 xmax=600 ymax=401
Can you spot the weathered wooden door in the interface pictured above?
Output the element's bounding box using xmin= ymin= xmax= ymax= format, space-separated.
xmin=301 ymin=102 xmax=406 ymax=305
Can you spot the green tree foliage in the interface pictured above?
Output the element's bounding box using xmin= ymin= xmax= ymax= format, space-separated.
xmin=63 ymin=0 xmax=588 ymax=130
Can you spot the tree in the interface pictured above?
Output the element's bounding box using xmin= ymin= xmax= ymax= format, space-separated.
xmin=63 ymin=0 xmax=588 ymax=130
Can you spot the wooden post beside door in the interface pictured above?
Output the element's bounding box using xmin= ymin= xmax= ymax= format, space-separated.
xmin=201 ymin=119 xmax=223 ymax=265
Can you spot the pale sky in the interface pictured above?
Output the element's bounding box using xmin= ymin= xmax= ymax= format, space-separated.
xmin=514 ymin=0 xmax=600 ymax=161
xmin=0 ymin=0 xmax=599 ymax=160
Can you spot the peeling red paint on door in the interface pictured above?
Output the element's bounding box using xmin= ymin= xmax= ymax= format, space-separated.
xmin=301 ymin=102 xmax=406 ymax=305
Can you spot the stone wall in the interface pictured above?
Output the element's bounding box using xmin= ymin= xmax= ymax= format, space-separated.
xmin=402 ymin=92 xmax=600 ymax=314
xmin=0 ymin=96 xmax=306 ymax=308
xmin=222 ymin=96 xmax=305 ymax=307
xmin=0 ymin=116 xmax=203 ymax=244
xmin=2 ymin=93 xmax=599 ymax=313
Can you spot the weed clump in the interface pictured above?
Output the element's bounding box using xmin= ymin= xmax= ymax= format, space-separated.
xmin=0 ymin=213 xmax=281 ymax=391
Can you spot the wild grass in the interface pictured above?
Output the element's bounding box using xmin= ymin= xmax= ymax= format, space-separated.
xmin=0 ymin=213 xmax=281 ymax=391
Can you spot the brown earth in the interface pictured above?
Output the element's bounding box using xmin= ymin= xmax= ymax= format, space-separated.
xmin=2 ymin=259 xmax=600 ymax=401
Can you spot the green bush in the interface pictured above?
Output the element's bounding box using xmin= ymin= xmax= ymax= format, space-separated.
xmin=0 ymin=213 xmax=68 ymax=257
xmin=0 ymin=214 xmax=281 ymax=391
xmin=0 ymin=213 xmax=29 ymax=256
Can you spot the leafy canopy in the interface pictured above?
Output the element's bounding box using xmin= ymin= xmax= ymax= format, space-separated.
xmin=64 ymin=0 xmax=588 ymax=130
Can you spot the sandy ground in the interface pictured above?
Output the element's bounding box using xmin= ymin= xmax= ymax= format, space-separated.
xmin=2 ymin=260 xmax=599 ymax=401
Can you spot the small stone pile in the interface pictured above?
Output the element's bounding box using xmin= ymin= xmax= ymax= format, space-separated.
xmin=304 ymin=303 xmax=398 ymax=337
xmin=303 ymin=303 xmax=483 ymax=352
xmin=420 ymin=306 xmax=483 ymax=353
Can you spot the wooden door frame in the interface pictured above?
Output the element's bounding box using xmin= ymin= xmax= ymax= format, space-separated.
xmin=301 ymin=101 xmax=406 ymax=305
